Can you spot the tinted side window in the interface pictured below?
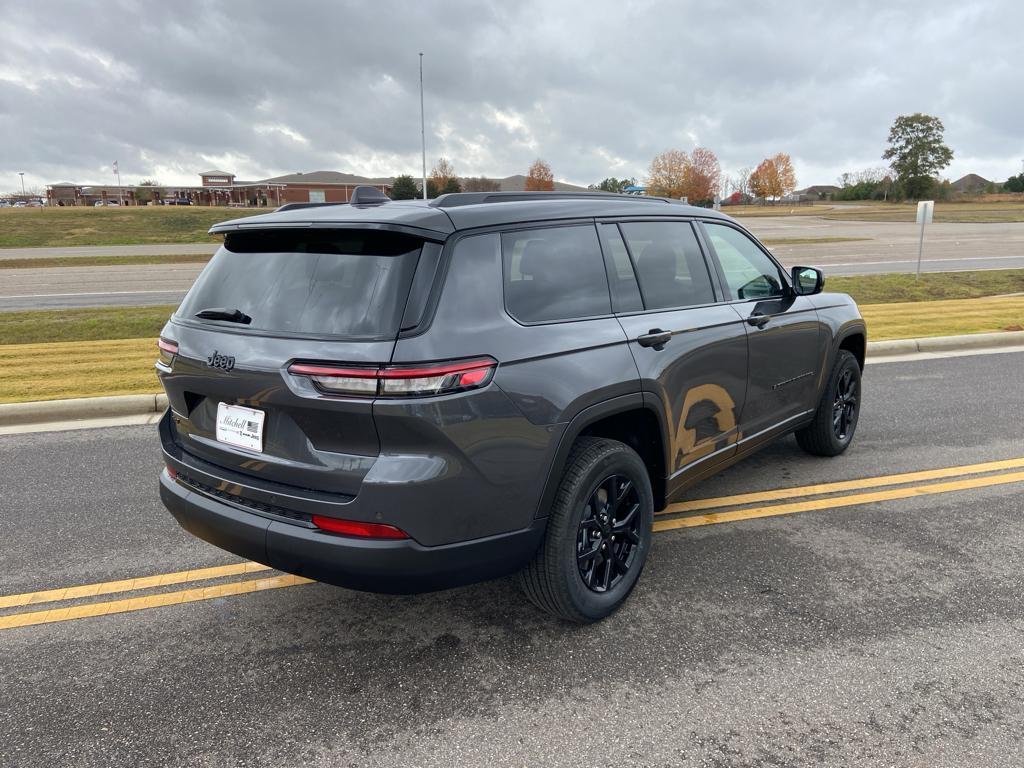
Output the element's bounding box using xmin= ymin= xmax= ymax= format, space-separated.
xmin=501 ymin=225 xmax=611 ymax=323
xmin=598 ymin=224 xmax=643 ymax=312
xmin=619 ymin=222 xmax=716 ymax=310
xmin=703 ymin=222 xmax=785 ymax=301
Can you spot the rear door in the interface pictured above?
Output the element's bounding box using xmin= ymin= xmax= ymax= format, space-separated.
xmin=158 ymin=227 xmax=436 ymax=496
xmin=603 ymin=220 xmax=749 ymax=494
xmin=698 ymin=220 xmax=822 ymax=442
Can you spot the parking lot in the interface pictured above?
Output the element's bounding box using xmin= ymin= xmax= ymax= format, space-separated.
xmin=2 ymin=348 xmax=1023 ymax=766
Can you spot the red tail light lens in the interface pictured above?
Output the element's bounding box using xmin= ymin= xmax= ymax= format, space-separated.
xmin=156 ymin=337 xmax=178 ymax=367
xmin=311 ymin=515 xmax=409 ymax=539
xmin=288 ymin=357 xmax=496 ymax=398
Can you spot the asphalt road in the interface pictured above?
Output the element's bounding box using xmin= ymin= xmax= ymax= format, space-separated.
xmin=2 ymin=351 xmax=1024 ymax=766
xmin=2 ymin=217 xmax=1023 ymax=311
xmin=744 ymin=217 xmax=1024 ymax=276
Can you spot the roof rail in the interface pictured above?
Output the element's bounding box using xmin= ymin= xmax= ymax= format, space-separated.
xmin=275 ymin=201 xmax=342 ymax=212
xmin=427 ymin=191 xmax=679 ymax=209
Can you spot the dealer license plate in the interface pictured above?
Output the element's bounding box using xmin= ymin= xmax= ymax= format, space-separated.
xmin=215 ymin=403 xmax=265 ymax=452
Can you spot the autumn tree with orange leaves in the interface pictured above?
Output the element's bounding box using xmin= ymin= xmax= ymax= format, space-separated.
xmin=647 ymin=148 xmax=721 ymax=204
xmin=525 ymin=159 xmax=555 ymax=191
xmin=749 ymin=153 xmax=797 ymax=202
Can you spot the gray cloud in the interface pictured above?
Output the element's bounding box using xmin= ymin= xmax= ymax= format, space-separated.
xmin=2 ymin=0 xmax=1023 ymax=193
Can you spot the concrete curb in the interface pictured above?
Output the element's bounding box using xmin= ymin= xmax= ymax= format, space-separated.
xmin=866 ymin=330 xmax=1024 ymax=358
xmin=0 ymin=393 xmax=168 ymax=427
xmin=1 ymin=330 xmax=1022 ymax=428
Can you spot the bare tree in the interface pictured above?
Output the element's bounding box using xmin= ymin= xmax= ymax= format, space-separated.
xmin=463 ymin=176 xmax=501 ymax=192
xmin=733 ymin=166 xmax=752 ymax=198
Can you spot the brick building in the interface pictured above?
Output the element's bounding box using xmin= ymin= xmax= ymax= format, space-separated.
xmin=47 ymin=170 xmax=392 ymax=207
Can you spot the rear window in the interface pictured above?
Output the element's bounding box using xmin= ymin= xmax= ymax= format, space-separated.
xmin=176 ymin=229 xmax=422 ymax=339
xmin=501 ymin=225 xmax=611 ymax=323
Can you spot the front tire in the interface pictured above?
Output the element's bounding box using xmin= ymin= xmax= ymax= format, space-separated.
xmin=519 ymin=437 xmax=654 ymax=623
xmin=795 ymin=349 xmax=861 ymax=456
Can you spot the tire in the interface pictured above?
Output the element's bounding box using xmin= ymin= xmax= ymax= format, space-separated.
xmin=795 ymin=349 xmax=861 ymax=457
xmin=518 ymin=437 xmax=654 ymax=623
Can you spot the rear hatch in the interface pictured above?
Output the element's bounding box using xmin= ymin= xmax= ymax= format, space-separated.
xmin=158 ymin=227 xmax=438 ymax=497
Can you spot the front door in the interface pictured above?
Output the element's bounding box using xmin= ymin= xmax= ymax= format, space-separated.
xmin=699 ymin=221 xmax=823 ymax=444
xmin=600 ymin=220 xmax=749 ymax=495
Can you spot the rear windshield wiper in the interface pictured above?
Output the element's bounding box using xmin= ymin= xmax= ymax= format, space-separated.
xmin=194 ymin=307 xmax=252 ymax=324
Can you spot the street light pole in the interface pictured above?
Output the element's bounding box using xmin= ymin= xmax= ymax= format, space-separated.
xmin=419 ymin=52 xmax=427 ymax=200
xmin=18 ymin=172 xmax=25 ymax=197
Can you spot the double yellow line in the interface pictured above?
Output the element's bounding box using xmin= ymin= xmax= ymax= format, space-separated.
xmin=654 ymin=456 xmax=1024 ymax=531
xmin=3 ymin=456 xmax=1023 ymax=631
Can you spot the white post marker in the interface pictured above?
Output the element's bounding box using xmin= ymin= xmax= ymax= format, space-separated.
xmin=915 ymin=200 xmax=934 ymax=279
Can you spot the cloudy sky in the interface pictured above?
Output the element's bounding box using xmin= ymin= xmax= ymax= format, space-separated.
xmin=2 ymin=0 xmax=1022 ymax=193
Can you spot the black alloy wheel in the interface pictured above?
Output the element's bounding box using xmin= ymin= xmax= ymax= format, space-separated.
xmin=519 ymin=437 xmax=654 ymax=622
xmin=832 ymin=367 xmax=858 ymax=440
xmin=795 ymin=349 xmax=862 ymax=457
xmin=576 ymin=475 xmax=643 ymax=593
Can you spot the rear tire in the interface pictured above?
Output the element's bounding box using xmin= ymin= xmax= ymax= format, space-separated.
xmin=519 ymin=437 xmax=654 ymax=623
xmin=795 ymin=350 xmax=861 ymax=457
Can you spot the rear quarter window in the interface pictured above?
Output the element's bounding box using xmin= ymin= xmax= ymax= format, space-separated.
xmin=501 ymin=225 xmax=611 ymax=323
xmin=176 ymin=229 xmax=423 ymax=339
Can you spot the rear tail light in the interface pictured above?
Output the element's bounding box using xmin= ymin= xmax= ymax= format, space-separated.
xmin=156 ymin=337 xmax=178 ymax=367
xmin=288 ymin=357 xmax=496 ymax=398
xmin=312 ymin=515 xmax=409 ymax=539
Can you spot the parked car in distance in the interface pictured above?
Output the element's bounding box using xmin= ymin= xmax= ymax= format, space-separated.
xmin=155 ymin=189 xmax=866 ymax=622
xmin=163 ymin=198 xmax=193 ymax=205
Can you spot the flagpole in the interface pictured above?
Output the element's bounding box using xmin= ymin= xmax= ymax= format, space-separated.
xmin=114 ymin=161 xmax=123 ymax=206
xmin=419 ymin=52 xmax=427 ymax=200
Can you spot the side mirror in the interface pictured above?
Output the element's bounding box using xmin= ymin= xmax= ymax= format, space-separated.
xmin=791 ymin=266 xmax=824 ymax=296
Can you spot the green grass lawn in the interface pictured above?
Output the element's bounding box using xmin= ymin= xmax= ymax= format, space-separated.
xmin=828 ymin=269 xmax=1024 ymax=305
xmin=0 ymin=305 xmax=177 ymax=345
xmin=0 ymin=206 xmax=269 ymax=248
xmin=0 ymin=254 xmax=212 ymax=270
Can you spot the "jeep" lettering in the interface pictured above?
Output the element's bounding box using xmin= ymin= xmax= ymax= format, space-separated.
xmin=206 ymin=350 xmax=235 ymax=371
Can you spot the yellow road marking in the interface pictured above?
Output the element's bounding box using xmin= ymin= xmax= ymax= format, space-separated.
xmin=0 ymin=574 xmax=312 ymax=630
xmin=0 ymin=561 xmax=272 ymax=609
xmin=3 ymin=459 xmax=1024 ymax=631
xmin=658 ymin=456 xmax=1024 ymax=516
xmin=654 ymin=469 xmax=1024 ymax=532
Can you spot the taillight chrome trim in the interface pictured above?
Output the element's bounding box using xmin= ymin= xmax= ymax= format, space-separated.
xmin=287 ymin=357 xmax=497 ymax=398
xmin=156 ymin=337 xmax=179 ymax=371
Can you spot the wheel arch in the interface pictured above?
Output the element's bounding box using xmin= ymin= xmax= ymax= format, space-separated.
xmin=837 ymin=327 xmax=866 ymax=370
xmin=534 ymin=394 xmax=670 ymax=518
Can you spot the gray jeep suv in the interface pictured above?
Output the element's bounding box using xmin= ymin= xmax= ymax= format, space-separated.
xmin=157 ymin=189 xmax=865 ymax=622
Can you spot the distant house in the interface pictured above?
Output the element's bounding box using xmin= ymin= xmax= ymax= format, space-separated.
xmin=792 ymin=185 xmax=841 ymax=201
xmin=950 ymin=174 xmax=991 ymax=195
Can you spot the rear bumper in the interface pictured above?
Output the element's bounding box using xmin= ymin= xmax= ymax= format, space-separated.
xmin=159 ymin=470 xmax=545 ymax=594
